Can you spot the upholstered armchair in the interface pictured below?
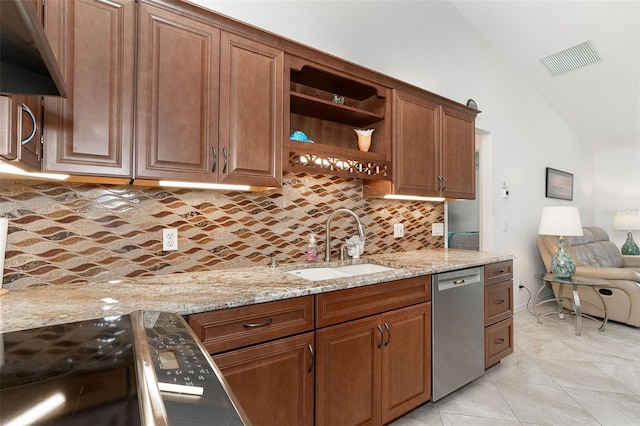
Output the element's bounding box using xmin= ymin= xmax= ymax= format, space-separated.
xmin=537 ymin=226 xmax=640 ymax=327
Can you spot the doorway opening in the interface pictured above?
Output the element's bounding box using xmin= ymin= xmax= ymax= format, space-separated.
xmin=445 ymin=130 xmax=492 ymax=251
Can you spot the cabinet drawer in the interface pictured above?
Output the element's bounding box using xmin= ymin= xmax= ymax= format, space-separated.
xmin=188 ymin=296 xmax=314 ymax=354
xmin=485 ymin=317 xmax=513 ymax=369
xmin=316 ymin=276 xmax=430 ymax=328
xmin=484 ymin=280 xmax=513 ymax=325
xmin=485 ymin=261 xmax=513 ymax=286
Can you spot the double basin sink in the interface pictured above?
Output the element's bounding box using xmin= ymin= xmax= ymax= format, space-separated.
xmin=286 ymin=263 xmax=398 ymax=281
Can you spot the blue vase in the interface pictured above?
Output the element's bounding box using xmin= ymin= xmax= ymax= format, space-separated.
xmin=551 ymin=237 xmax=575 ymax=278
xmin=621 ymin=231 xmax=640 ymax=255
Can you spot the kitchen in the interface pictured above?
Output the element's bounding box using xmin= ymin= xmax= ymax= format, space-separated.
xmin=2 ymin=0 xmax=630 ymax=424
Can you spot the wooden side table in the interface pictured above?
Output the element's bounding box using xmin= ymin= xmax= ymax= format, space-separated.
xmin=533 ymin=273 xmax=609 ymax=336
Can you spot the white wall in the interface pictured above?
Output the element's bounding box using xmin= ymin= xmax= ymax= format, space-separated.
xmin=594 ymin=145 xmax=640 ymax=248
xmin=193 ymin=0 xmax=597 ymax=310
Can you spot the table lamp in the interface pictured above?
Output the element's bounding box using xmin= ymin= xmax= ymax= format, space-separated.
xmin=538 ymin=206 xmax=583 ymax=278
xmin=613 ymin=210 xmax=640 ymax=255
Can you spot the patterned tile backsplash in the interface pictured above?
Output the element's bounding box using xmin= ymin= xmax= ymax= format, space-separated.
xmin=0 ymin=173 xmax=444 ymax=289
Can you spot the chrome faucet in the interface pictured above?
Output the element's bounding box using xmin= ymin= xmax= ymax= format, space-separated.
xmin=325 ymin=208 xmax=366 ymax=262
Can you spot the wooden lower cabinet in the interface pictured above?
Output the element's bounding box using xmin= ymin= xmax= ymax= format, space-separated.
xmin=213 ymin=332 xmax=315 ymax=426
xmin=191 ymin=278 xmax=434 ymax=425
xmin=381 ymin=302 xmax=431 ymax=424
xmin=484 ymin=261 xmax=514 ymax=369
xmin=485 ymin=317 xmax=513 ymax=368
xmin=315 ymin=302 xmax=431 ymax=426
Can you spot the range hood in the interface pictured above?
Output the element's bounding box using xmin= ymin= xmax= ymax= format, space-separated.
xmin=0 ymin=0 xmax=66 ymax=97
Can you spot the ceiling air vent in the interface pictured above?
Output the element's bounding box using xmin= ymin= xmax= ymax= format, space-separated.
xmin=539 ymin=40 xmax=601 ymax=76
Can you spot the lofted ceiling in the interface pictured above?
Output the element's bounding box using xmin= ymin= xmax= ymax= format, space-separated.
xmin=450 ymin=0 xmax=640 ymax=151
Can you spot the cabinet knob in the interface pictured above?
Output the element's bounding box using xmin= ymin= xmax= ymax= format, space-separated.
xmin=495 ymin=338 xmax=505 ymax=344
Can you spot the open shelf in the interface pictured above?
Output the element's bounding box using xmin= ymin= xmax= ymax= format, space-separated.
xmin=284 ymin=140 xmax=391 ymax=180
xmin=291 ymin=66 xmax=378 ymax=101
xmin=286 ymin=59 xmax=392 ymax=180
xmin=290 ymin=92 xmax=384 ymax=128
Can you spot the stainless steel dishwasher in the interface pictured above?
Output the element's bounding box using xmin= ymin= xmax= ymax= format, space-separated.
xmin=432 ymin=267 xmax=485 ymax=401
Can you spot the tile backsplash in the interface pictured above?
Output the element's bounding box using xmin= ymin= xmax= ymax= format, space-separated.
xmin=0 ymin=173 xmax=444 ymax=289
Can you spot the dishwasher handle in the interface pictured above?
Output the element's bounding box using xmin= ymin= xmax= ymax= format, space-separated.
xmin=435 ymin=267 xmax=483 ymax=291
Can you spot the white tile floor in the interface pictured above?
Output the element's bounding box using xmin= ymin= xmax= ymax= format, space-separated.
xmin=392 ymin=308 xmax=640 ymax=426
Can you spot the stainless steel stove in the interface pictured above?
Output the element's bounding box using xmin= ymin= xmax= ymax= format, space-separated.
xmin=0 ymin=311 xmax=250 ymax=425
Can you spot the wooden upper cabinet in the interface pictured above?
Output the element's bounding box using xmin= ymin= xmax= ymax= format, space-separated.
xmin=43 ymin=0 xmax=135 ymax=177
xmin=136 ymin=4 xmax=283 ymax=187
xmin=1 ymin=0 xmax=44 ymax=172
xmin=135 ymin=2 xmax=220 ymax=181
xmin=392 ymin=90 xmax=440 ymax=196
xmin=219 ymin=32 xmax=283 ymax=187
xmin=364 ymin=89 xmax=477 ymax=199
xmin=0 ymin=95 xmax=42 ymax=171
xmin=441 ymin=105 xmax=475 ymax=199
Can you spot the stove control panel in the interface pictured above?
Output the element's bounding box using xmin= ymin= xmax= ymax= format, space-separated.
xmin=132 ymin=310 xmax=248 ymax=425
xmin=144 ymin=312 xmax=212 ymax=395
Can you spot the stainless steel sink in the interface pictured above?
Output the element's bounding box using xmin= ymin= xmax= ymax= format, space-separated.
xmin=286 ymin=263 xmax=398 ymax=281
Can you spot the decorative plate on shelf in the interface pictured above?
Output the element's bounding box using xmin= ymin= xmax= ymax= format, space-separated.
xmin=289 ymin=131 xmax=313 ymax=143
xmin=466 ymin=99 xmax=478 ymax=109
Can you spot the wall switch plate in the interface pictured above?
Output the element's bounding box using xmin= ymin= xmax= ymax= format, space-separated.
xmin=393 ymin=223 xmax=404 ymax=238
xmin=163 ymin=228 xmax=178 ymax=251
xmin=432 ymin=223 xmax=444 ymax=236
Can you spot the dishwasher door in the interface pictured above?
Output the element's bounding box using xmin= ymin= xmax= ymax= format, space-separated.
xmin=432 ymin=267 xmax=485 ymax=401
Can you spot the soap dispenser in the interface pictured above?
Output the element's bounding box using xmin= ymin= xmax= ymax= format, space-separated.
xmin=306 ymin=234 xmax=318 ymax=263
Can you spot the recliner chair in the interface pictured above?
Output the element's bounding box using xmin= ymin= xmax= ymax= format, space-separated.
xmin=537 ymin=226 xmax=640 ymax=327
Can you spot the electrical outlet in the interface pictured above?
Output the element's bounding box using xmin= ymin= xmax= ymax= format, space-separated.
xmin=432 ymin=223 xmax=444 ymax=236
xmin=518 ymin=280 xmax=525 ymax=289
xmin=394 ymin=223 xmax=404 ymax=238
xmin=163 ymin=228 xmax=178 ymax=251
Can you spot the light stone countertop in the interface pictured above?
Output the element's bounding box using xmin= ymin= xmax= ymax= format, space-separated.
xmin=0 ymin=249 xmax=514 ymax=333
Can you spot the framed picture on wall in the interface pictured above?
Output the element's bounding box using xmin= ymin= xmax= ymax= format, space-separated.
xmin=545 ymin=167 xmax=573 ymax=200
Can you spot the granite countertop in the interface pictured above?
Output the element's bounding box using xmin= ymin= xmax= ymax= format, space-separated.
xmin=0 ymin=249 xmax=513 ymax=333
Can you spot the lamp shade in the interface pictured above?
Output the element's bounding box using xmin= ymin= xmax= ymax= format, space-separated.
xmin=538 ymin=206 xmax=583 ymax=236
xmin=612 ymin=210 xmax=640 ymax=231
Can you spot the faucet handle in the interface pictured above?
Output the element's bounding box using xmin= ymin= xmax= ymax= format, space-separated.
xmin=340 ymin=245 xmax=347 ymax=261
xmin=269 ymin=254 xmax=279 ymax=268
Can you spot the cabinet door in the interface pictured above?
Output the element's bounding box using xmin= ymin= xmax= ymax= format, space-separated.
xmin=316 ymin=315 xmax=382 ymax=426
xmin=1 ymin=0 xmax=43 ymax=172
xmin=43 ymin=0 xmax=135 ymax=176
xmin=219 ymin=32 xmax=283 ymax=187
xmin=381 ymin=302 xmax=431 ymax=424
xmin=393 ymin=90 xmax=441 ymax=196
xmin=0 ymin=95 xmax=41 ymax=171
xmin=136 ymin=3 xmax=220 ymax=181
xmin=213 ymin=332 xmax=314 ymax=426
xmin=441 ymin=106 xmax=475 ymax=199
